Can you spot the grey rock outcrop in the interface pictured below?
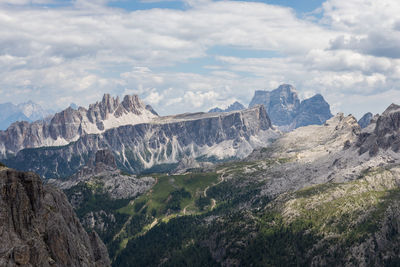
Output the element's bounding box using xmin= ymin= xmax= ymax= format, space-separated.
xmin=49 ymin=150 xmax=155 ymax=200
xmin=208 ymin=101 xmax=245 ymax=113
xmin=358 ymin=112 xmax=373 ymax=128
xmin=0 ymin=166 xmax=111 ymax=266
xmin=173 ymin=156 xmax=214 ymax=174
xmin=0 ymin=94 xmax=158 ymax=159
xmin=249 ymin=84 xmax=300 ymax=126
xmin=249 ymin=84 xmax=332 ymax=130
xmin=357 ymin=104 xmax=400 ymax=156
xmin=5 ymin=105 xmax=278 ymax=179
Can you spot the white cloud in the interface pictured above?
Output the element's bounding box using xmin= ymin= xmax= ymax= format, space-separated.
xmin=183 ymin=90 xmax=219 ymax=108
xmin=144 ymin=90 xmax=164 ymax=105
xmin=0 ymin=0 xmax=398 ymax=119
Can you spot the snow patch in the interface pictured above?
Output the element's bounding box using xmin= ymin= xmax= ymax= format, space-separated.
xmin=102 ymin=110 xmax=157 ymax=132
xmin=82 ymin=109 xmax=157 ymax=135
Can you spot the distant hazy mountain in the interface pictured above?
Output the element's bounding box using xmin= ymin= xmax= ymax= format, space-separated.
xmin=0 ymin=102 xmax=30 ymax=130
xmin=0 ymin=101 xmax=53 ymax=130
xmin=249 ymin=84 xmax=333 ymax=130
xmin=208 ymin=101 xmax=245 ymax=113
xmin=17 ymin=101 xmax=54 ymax=121
xmin=358 ymin=112 xmax=373 ymax=128
xmin=69 ymin=103 xmax=79 ymax=110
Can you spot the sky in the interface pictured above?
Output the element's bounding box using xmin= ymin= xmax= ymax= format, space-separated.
xmin=0 ymin=0 xmax=399 ymax=119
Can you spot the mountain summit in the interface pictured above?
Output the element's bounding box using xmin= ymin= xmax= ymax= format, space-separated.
xmin=249 ymin=84 xmax=332 ymax=130
xmin=208 ymin=101 xmax=245 ymax=113
xmin=0 ymin=94 xmax=158 ymax=158
xmin=3 ymin=100 xmax=278 ymax=178
xmin=0 ymin=101 xmax=53 ymax=130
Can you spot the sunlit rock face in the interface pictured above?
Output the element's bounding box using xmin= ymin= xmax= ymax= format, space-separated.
xmin=0 ymin=94 xmax=158 ymax=159
xmin=4 ymin=104 xmax=279 ymax=179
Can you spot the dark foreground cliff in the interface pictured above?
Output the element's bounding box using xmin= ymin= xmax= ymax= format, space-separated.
xmin=0 ymin=165 xmax=111 ymax=267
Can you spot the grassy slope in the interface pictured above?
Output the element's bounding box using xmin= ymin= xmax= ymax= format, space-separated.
xmin=115 ymin=164 xmax=400 ymax=266
xmin=67 ymin=171 xmax=221 ymax=260
xmin=119 ymin=172 xmax=219 ymax=217
xmin=243 ymin=166 xmax=400 ymax=266
xmin=66 ymin=155 xmax=400 ymax=266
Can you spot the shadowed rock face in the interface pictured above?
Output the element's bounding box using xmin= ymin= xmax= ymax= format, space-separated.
xmin=293 ymin=94 xmax=333 ymax=128
xmin=95 ymin=149 xmax=117 ymax=170
xmin=0 ymin=166 xmax=111 ymax=266
xmin=249 ymin=84 xmax=333 ymax=130
xmin=358 ymin=112 xmax=373 ymax=128
xmin=357 ymin=104 xmax=400 ymax=156
xmin=249 ymin=84 xmax=300 ymax=126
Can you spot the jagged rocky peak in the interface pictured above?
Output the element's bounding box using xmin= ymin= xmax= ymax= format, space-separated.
xmin=358 ymin=112 xmax=373 ymax=128
xmin=6 ymin=105 xmax=279 ymax=178
xmin=249 ymin=84 xmax=332 ymax=130
xmin=357 ymin=103 xmax=400 ymax=156
xmin=88 ymin=93 xmax=145 ymax=119
xmin=0 ymin=93 xmax=159 ymax=159
xmin=294 ymin=93 xmax=333 ymax=128
xmin=0 ymin=167 xmax=110 ymax=266
xmin=249 ymin=84 xmax=301 ymax=126
xmin=208 ymin=101 xmax=245 ymax=113
xmin=145 ymin=104 xmax=159 ymax=116
xmin=121 ymin=94 xmax=143 ymax=113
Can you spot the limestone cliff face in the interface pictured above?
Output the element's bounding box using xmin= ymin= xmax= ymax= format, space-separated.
xmin=293 ymin=94 xmax=333 ymax=128
xmin=0 ymin=166 xmax=111 ymax=266
xmin=357 ymin=104 xmax=400 ymax=156
xmin=5 ymin=105 xmax=278 ymax=178
xmin=0 ymin=94 xmax=158 ymax=159
xmin=249 ymin=84 xmax=300 ymax=126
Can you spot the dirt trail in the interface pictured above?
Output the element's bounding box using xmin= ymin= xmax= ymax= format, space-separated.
xmin=210 ymin=199 xmax=216 ymax=210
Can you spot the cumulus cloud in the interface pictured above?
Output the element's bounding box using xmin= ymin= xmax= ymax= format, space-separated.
xmin=330 ymin=33 xmax=400 ymax=59
xmin=0 ymin=0 xmax=399 ymax=118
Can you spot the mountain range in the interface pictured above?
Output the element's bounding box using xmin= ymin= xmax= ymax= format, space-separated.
xmin=0 ymin=101 xmax=53 ymax=130
xmin=208 ymin=85 xmax=333 ymax=131
xmin=208 ymin=101 xmax=245 ymax=113
xmin=2 ymin=85 xmax=398 ymax=266
xmin=3 ymin=101 xmax=277 ymax=178
xmin=32 ymin=100 xmax=400 ymax=266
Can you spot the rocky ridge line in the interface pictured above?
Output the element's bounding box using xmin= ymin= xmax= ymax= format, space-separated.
xmin=0 ymin=94 xmax=158 ymax=159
